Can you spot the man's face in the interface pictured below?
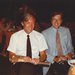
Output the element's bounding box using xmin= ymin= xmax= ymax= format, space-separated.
xmin=23 ymin=16 xmax=35 ymax=34
xmin=51 ymin=15 xmax=62 ymax=29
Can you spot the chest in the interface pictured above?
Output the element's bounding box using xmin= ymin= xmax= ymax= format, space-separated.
xmin=16 ymin=36 xmax=40 ymax=50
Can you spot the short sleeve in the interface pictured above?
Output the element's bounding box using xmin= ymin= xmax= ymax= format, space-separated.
xmin=7 ymin=34 xmax=17 ymax=53
xmin=38 ymin=34 xmax=48 ymax=52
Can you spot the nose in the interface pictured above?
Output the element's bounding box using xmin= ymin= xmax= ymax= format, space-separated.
xmin=55 ymin=20 xmax=59 ymax=25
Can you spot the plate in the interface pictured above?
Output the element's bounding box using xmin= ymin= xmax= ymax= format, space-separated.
xmin=68 ymin=59 xmax=75 ymax=67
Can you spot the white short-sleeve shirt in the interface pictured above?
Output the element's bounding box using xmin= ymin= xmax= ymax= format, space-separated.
xmin=7 ymin=30 xmax=48 ymax=58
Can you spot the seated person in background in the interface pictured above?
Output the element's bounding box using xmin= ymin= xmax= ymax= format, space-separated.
xmin=0 ymin=17 xmax=11 ymax=75
xmin=0 ymin=19 xmax=16 ymax=56
xmin=42 ymin=11 xmax=74 ymax=75
xmin=0 ymin=18 xmax=6 ymax=55
xmin=7 ymin=9 xmax=48 ymax=75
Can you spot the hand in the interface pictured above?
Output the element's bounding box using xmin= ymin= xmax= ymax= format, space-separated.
xmin=60 ymin=55 xmax=68 ymax=61
xmin=9 ymin=55 xmax=17 ymax=64
xmin=23 ymin=56 xmax=32 ymax=63
xmin=65 ymin=53 xmax=73 ymax=60
xmin=54 ymin=56 xmax=61 ymax=63
xmin=9 ymin=57 xmax=15 ymax=63
xmin=31 ymin=58 xmax=40 ymax=65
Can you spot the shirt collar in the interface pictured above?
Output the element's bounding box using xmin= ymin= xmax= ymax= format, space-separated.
xmin=52 ymin=26 xmax=61 ymax=32
xmin=23 ymin=29 xmax=34 ymax=36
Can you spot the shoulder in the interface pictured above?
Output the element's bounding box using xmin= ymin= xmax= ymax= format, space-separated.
xmin=42 ymin=27 xmax=51 ymax=33
xmin=33 ymin=30 xmax=45 ymax=38
xmin=60 ymin=26 xmax=70 ymax=32
xmin=11 ymin=30 xmax=23 ymax=38
xmin=33 ymin=30 xmax=42 ymax=35
xmin=42 ymin=27 xmax=52 ymax=36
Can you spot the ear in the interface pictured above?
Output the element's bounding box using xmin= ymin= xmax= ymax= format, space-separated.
xmin=21 ymin=22 xmax=24 ymax=26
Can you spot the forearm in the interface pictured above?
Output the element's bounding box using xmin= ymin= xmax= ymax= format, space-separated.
xmin=54 ymin=52 xmax=74 ymax=63
xmin=39 ymin=51 xmax=47 ymax=62
xmin=9 ymin=54 xmax=25 ymax=63
xmin=40 ymin=55 xmax=46 ymax=62
xmin=65 ymin=52 xmax=74 ymax=60
xmin=9 ymin=52 xmax=31 ymax=64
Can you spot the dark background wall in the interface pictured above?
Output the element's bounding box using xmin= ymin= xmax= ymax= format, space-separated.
xmin=0 ymin=0 xmax=75 ymax=22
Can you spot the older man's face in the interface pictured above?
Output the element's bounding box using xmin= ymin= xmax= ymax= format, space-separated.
xmin=23 ymin=16 xmax=35 ymax=34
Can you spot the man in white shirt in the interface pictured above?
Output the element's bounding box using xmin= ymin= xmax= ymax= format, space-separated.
xmin=7 ymin=10 xmax=48 ymax=75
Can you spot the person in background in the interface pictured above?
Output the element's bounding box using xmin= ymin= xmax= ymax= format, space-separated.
xmin=42 ymin=11 xmax=74 ymax=75
xmin=0 ymin=17 xmax=6 ymax=55
xmin=7 ymin=8 xmax=48 ymax=75
xmin=0 ymin=17 xmax=11 ymax=75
